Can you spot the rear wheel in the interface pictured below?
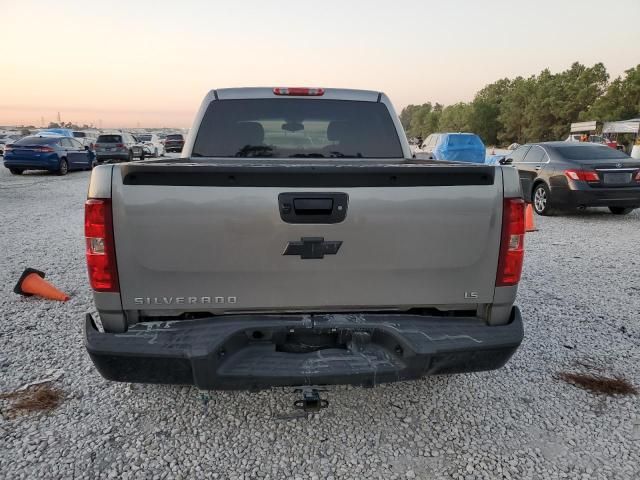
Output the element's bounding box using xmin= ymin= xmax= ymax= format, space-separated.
xmin=533 ymin=183 xmax=554 ymax=215
xmin=9 ymin=168 xmax=23 ymax=175
xmin=127 ymin=150 xmax=134 ymax=162
xmin=154 ymin=147 xmax=158 ymax=157
xmin=608 ymin=207 xmax=635 ymax=215
xmin=58 ymin=158 xmax=68 ymax=176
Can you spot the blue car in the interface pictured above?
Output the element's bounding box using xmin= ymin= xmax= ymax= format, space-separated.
xmin=3 ymin=135 xmax=95 ymax=175
xmin=38 ymin=128 xmax=74 ymax=137
xmin=418 ymin=132 xmax=486 ymax=163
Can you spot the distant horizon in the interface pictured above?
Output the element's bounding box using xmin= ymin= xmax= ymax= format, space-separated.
xmin=2 ymin=0 xmax=639 ymax=128
xmin=0 ymin=125 xmax=189 ymax=131
xmin=2 ymin=59 xmax=637 ymax=131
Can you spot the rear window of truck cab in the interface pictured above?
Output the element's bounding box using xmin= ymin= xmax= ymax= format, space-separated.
xmin=192 ymin=99 xmax=403 ymax=159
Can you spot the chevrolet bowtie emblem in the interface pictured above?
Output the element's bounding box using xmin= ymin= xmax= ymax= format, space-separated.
xmin=283 ymin=237 xmax=342 ymax=259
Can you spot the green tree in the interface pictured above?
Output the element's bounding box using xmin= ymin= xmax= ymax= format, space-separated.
xmin=399 ymin=104 xmax=420 ymax=131
xmin=400 ymin=62 xmax=639 ymax=147
xmin=524 ymin=62 xmax=608 ymax=141
xmin=498 ymin=76 xmax=535 ymax=144
xmin=438 ymin=103 xmax=472 ymax=132
xmin=468 ymin=78 xmax=511 ymax=145
xmin=399 ymin=102 xmax=444 ymax=138
xmin=583 ymin=64 xmax=640 ymax=121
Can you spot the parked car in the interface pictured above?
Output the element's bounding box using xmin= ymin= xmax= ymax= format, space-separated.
xmin=164 ymin=133 xmax=185 ymax=153
xmin=136 ymin=133 xmax=165 ymax=157
xmin=418 ymin=132 xmax=486 ymax=163
xmin=38 ymin=128 xmax=74 ymax=138
xmin=72 ymin=131 xmax=98 ymax=150
xmin=84 ymin=86 xmax=524 ymax=392
xmin=3 ymin=135 xmax=94 ymax=175
xmin=0 ymin=134 xmax=22 ymax=155
xmin=94 ymin=133 xmax=145 ymax=163
xmin=504 ymin=142 xmax=640 ymax=215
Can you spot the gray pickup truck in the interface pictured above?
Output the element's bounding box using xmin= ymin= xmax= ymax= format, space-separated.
xmin=84 ymin=87 xmax=524 ymax=392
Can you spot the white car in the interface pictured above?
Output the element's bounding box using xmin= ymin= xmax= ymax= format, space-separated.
xmin=0 ymin=134 xmax=22 ymax=155
xmin=135 ymin=133 xmax=165 ymax=157
xmin=72 ymin=131 xmax=99 ymax=150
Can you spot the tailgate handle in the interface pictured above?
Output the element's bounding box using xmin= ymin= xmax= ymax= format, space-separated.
xmin=293 ymin=198 xmax=333 ymax=214
xmin=279 ymin=192 xmax=348 ymax=224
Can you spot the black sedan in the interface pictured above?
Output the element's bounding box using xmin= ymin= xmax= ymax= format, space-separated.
xmin=503 ymin=142 xmax=640 ymax=215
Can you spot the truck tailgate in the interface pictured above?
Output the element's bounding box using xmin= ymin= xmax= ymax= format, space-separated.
xmin=111 ymin=161 xmax=503 ymax=314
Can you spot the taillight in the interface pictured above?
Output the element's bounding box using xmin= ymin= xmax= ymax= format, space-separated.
xmin=273 ymin=87 xmax=325 ymax=96
xmin=564 ymin=169 xmax=599 ymax=182
xmin=635 ymin=171 xmax=640 ymax=182
xmin=4 ymin=145 xmax=14 ymax=152
xmin=115 ymin=143 xmax=124 ymax=148
xmin=496 ymin=198 xmax=525 ymax=287
xmin=35 ymin=146 xmax=54 ymax=153
xmin=85 ymin=199 xmax=119 ymax=292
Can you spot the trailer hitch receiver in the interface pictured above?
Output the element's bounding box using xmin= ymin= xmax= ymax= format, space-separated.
xmin=293 ymin=387 xmax=329 ymax=412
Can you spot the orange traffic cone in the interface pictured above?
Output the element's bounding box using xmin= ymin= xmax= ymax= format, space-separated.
xmin=525 ymin=204 xmax=537 ymax=232
xmin=13 ymin=268 xmax=70 ymax=302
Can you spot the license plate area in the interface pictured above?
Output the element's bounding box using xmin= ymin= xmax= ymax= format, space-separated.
xmin=603 ymin=172 xmax=631 ymax=185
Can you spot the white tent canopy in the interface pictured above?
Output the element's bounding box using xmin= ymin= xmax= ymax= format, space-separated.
xmin=570 ymin=121 xmax=598 ymax=133
xmin=602 ymin=120 xmax=640 ymax=134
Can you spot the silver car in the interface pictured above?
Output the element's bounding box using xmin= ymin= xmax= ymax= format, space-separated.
xmin=94 ymin=132 xmax=145 ymax=163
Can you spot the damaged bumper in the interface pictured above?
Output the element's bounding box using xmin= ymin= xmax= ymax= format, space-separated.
xmin=84 ymin=308 xmax=523 ymax=390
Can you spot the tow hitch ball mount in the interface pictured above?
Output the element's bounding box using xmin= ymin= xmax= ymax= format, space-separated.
xmin=293 ymin=387 xmax=329 ymax=411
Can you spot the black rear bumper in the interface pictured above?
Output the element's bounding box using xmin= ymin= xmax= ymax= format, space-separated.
xmin=553 ymin=184 xmax=640 ymax=208
xmin=85 ymin=308 xmax=523 ymax=390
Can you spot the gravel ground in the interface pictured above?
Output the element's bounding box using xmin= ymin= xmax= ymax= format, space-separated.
xmin=1 ymin=162 xmax=639 ymax=480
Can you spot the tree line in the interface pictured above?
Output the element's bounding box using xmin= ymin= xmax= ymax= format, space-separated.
xmin=399 ymin=63 xmax=640 ymax=146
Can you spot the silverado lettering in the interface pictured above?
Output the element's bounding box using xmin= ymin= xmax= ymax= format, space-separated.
xmin=134 ymin=296 xmax=238 ymax=305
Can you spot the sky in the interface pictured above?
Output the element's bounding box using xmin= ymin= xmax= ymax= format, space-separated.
xmin=1 ymin=0 xmax=639 ymax=128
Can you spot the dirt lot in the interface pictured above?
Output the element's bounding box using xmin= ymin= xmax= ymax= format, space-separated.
xmin=1 ymin=164 xmax=639 ymax=479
